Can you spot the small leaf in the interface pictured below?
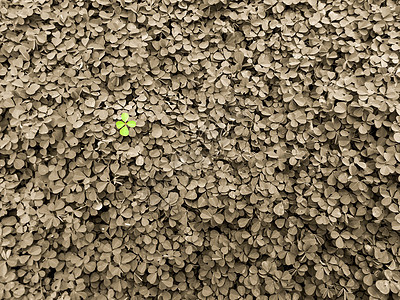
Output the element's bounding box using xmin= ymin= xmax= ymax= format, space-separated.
xmin=28 ymin=245 xmax=42 ymax=256
xmin=126 ymin=120 xmax=136 ymax=127
xmin=54 ymin=199 xmax=65 ymax=211
xmin=120 ymin=126 xmax=129 ymax=136
xmin=93 ymin=201 xmax=103 ymax=211
xmin=2 ymin=216 xmax=17 ymax=226
xmin=213 ymin=213 xmax=224 ymax=224
xmin=116 ymin=121 xmax=125 ymax=129
xmin=0 ymin=261 xmax=7 ymax=277
xmin=26 ymin=83 xmax=40 ymax=95
xmin=372 ymin=207 xmax=382 ymax=218
xmin=121 ymin=253 xmax=136 ymax=264
xmin=285 ymin=252 xmax=296 ymax=265
xmin=13 ymin=286 xmax=25 ymax=298
xmin=202 ymin=286 xmax=213 ymax=297
xmin=149 ymin=194 xmax=161 ymax=206
xmin=147 ymin=273 xmax=157 ymax=284
xmin=305 ymin=283 xmax=316 ymax=296
xmin=294 ymin=96 xmax=307 ymax=106
xmin=336 ymin=236 xmax=344 ymax=248
xmin=394 ymin=133 xmax=400 ymax=142
xmin=379 ymin=165 xmax=394 ymax=176
xmin=334 ymin=102 xmax=347 ymax=113
xmin=200 ymin=210 xmax=213 ymax=220
xmin=238 ymin=218 xmax=250 ymax=227
xmin=213 ymin=52 xmax=225 ymax=60
xmin=97 ymin=260 xmax=108 ymax=272
xmin=220 ymin=75 xmax=230 ymax=86
xmin=376 ymin=280 xmax=390 ymax=294
xmin=273 ymin=202 xmax=285 ymax=216
xmin=151 ymin=124 xmax=163 ymax=138
xmin=85 ymin=261 xmax=96 ymax=273
xmin=363 ymin=274 xmax=374 ymax=286
xmin=121 ymin=113 xmax=129 ymax=122
xmin=315 ymin=267 xmax=324 ymax=280
xmin=96 ymin=181 xmax=108 ymax=193
xmin=234 ymin=51 xmax=244 ymax=64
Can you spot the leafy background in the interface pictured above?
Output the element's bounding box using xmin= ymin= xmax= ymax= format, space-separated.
xmin=1 ymin=0 xmax=400 ymax=299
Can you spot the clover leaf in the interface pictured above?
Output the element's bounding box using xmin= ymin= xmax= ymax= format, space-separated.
xmin=116 ymin=113 xmax=136 ymax=136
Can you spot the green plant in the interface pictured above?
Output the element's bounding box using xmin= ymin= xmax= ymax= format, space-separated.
xmin=116 ymin=113 xmax=136 ymax=136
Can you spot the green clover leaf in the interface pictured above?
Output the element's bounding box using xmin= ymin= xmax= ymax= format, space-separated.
xmin=120 ymin=126 xmax=129 ymax=136
xmin=116 ymin=121 xmax=125 ymax=129
xmin=116 ymin=113 xmax=136 ymax=136
xmin=121 ymin=113 xmax=129 ymax=122
xmin=126 ymin=120 xmax=136 ymax=128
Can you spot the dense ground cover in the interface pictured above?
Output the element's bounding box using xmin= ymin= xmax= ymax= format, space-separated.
xmin=1 ymin=0 xmax=400 ymax=299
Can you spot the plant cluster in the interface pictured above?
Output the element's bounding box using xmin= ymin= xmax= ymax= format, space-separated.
xmin=1 ymin=0 xmax=400 ymax=299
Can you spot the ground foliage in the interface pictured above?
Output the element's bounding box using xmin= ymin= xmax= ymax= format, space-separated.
xmin=1 ymin=0 xmax=400 ymax=299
